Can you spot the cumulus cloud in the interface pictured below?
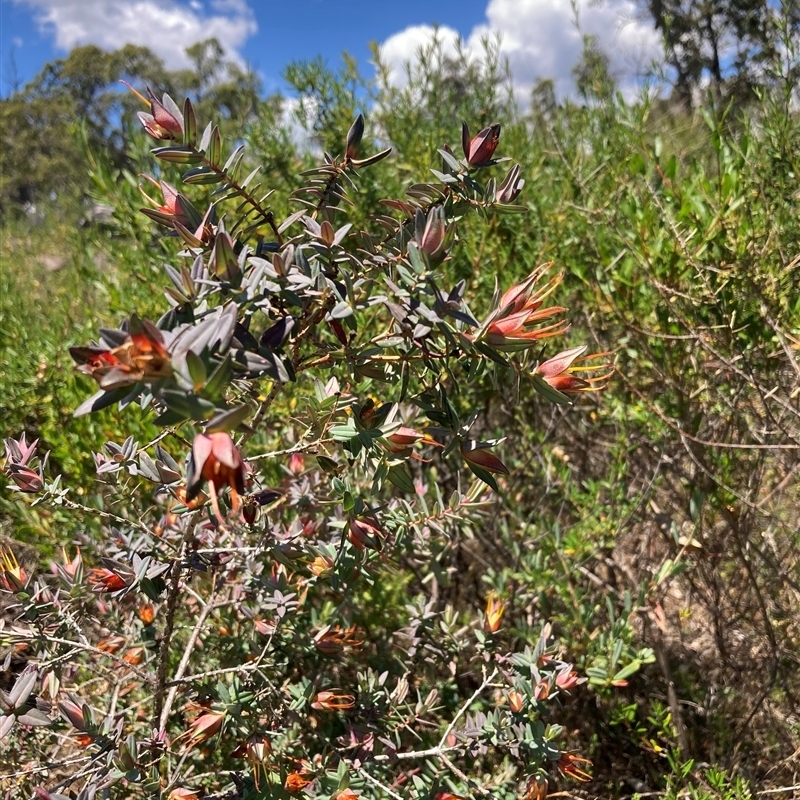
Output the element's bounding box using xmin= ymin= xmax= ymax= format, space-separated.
xmin=379 ymin=0 xmax=663 ymax=101
xmin=12 ymin=0 xmax=257 ymax=69
xmin=380 ymin=24 xmax=462 ymax=87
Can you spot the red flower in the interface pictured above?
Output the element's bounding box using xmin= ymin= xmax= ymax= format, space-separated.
xmin=70 ymin=319 xmax=172 ymax=391
xmin=139 ymin=175 xmax=201 ymax=232
xmin=88 ymin=566 xmax=132 ymax=593
xmin=461 ymin=120 xmax=501 ymax=166
xmin=557 ymin=752 xmax=592 ymax=782
xmin=0 ymin=548 xmax=27 ymax=591
xmin=481 ymin=266 xmax=568 ymax=352
xmin=124 ymin=82 xmax=183 ymax=140
xmin=535 ymin=346 xmax=613 ymax=394
xmin=186 ymin=432 xmax=246 ymax=524
xmin=313 ymin=625 xmax=363 ymax=656
xmin=177 ymin=709 xmax=225 ymax=751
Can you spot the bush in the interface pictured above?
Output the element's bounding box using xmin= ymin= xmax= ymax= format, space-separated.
xmin=1 ymin=86 xmax=612 ymax=799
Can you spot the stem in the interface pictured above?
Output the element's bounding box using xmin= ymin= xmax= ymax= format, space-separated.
xmin=151 ymin=535 xmax=189 ymax=732
xmin=192 ymin=145 xmax=283 ymax=246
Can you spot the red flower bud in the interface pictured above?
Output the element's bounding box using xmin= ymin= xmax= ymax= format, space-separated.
xmin=461 ymin=120 xmax=501 ymax=166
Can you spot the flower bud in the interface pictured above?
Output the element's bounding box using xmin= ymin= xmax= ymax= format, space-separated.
xmin=461 ymin=120 xmax=501 ymax=166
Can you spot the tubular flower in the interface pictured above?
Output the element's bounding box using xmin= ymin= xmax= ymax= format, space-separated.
xmin=88 ymin=566 xmax=132 ymax=594
xmin=285 ymin=772 xmax=312 ymax=793
xmin=69 ymin=319 xmax=172 ymax=391
xmin=482 ymin=267 xmax=568 ymax=352
xmin=0 ymin=548 xmax=27 ymax=592
xmin=484 ymin=593 xmax=506 ymax=633
xmin=557 ymin=752 xmax=592 ymax=782
xmin=555 ymin=665 xmax=584 ymax=691
xmin=177 ymin=709 xmax=225 ymax=751
xmin=139 ymin=175 xmax=202 ymax=231
xmin=233 ymin=735 xmax=272 ymax=790
xmin=309 ymin=554 xmax=334 ymax=578
xmin=311 ymin=691 xmax=356 ymax=711
xmin=186 ymin=432 xmax=246 ymax=524
xmin=123 ymin=82 xmax=184 ymax=140
xmin=313 ymin=625 xmax=363 ymax=656
xmin=461 ymin=120 xmax=501 ymax=166
xmin=534 ymin=346 xmax=614 ymax=394
xmin=508 ymin=690 xmax=525 ymax=713
xmin=168 ymin=790 xmax=202 ymax=800
xmin=383 ymin=426 xmax=441 ymax=459
xmin=524 ymin=774 xmax=548 ymax=800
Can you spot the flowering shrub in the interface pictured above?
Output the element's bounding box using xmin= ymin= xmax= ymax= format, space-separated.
xmin=1 ymin=87 xmax=611 ymax=799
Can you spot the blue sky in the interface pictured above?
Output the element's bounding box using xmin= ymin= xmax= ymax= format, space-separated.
xmin=0 ymin=0 xmax=662 ymax=100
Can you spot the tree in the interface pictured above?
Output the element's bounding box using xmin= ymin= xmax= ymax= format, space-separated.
xmin=644 ymin=0 xmax=799 ymax=108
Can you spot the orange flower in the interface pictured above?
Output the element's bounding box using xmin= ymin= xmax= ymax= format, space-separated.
xmin=177 ymin=710 xmax=225 ymax=751
xmin=311 ymin=691 xmax=355 ymax=711
xmin=313 ymin=625 xmax=363 ymax=656
xmin=308 ymin=554 xmax=334 ymax=578
xmin=88 ymin=566 xmax=132 ymax=593
xmin=285 ymin=771 xmax=312 ymax=792
xmin=557 ymin=752 xmax=592 ymax=782
xmin=96 ymin=635 xmax=126 ymax=653
xmin=508 ymin=690 xmax=525 ymax=713
xmin=233 ymin=735 xmax=272 ymax=790
xmin=123 ymin=647 xmax=145 ymax=666
xmin=535 ymin=346 xmax=613 ymax=394
xmin=138 ymin=603 xmax=156 ymax=625
xmin=523 ymin=774 xmax=548 ymax=800
xmin=168 ymin=790 xmax=202 ymax=800
xmin=70 ymin=318 xmax=172 ymax=391
xmin=186 ymin=432 xmax=246 ymax=524
xmin=336 ymin=791 xmax=359 ymax=800
xmin=484 ymin=593 xmax=506 ymax=633
xmin=479 ymin=266 xmax=568 ymax=352
xmin=0 ymin=547 xmax=27 ymax=591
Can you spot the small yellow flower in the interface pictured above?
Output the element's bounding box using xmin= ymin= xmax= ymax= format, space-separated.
xmin=484 ymin=593 xmax=506 ymax=633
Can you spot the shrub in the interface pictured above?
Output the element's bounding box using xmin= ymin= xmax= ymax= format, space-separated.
xmin=1 ymin=86 xmax=612 ymax=800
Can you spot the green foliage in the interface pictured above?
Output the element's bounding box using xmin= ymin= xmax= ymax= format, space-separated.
xmin=2 ymin=26 xmax=800 ymax=800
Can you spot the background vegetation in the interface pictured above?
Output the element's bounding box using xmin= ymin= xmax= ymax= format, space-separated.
xmin=2 ymin=0 xmax=800 ymax=796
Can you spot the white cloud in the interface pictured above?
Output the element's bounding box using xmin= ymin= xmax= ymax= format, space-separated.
xmin=379 ymin=0 xmax=662 ymax=101
xmin=12 ymin=36 xmax=24 ymax=47
xmin=380 ymin=24 xmax=462 ymax=88
xmin=13 ymin=0 xmax=257 ymax=69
